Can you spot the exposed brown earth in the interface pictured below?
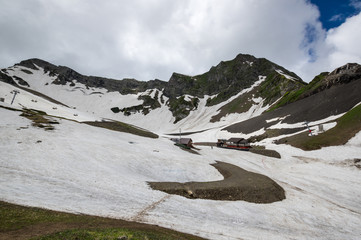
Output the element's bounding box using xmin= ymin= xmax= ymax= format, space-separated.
xmin=149 ymin=161 xmax=285 ymax=203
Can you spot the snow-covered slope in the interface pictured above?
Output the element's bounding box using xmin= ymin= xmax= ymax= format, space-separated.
xmin=3 ymin=64 xmax=270 ymax=133
xmin=0 ymin=80 xmax=99 ymax=122
xmin=1 ymin=104 xmax=360 ymax=240
xmin=1 ymin=58 xmax=361 ymax=239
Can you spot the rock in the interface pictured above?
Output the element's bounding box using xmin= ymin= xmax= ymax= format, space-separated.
xmin=117 ymin=236 xmax=128 ymax=240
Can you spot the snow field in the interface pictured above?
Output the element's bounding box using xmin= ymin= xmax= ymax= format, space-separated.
xmin=1 ymin=106 xmax=361 ymax=239
xmin=0 ymin=81 xmax=99 ymax=122
xmin=1 ymin=65 xmax=361 ymax=239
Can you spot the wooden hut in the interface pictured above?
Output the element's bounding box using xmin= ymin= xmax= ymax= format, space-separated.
xmin=179 ymin=138 xmax=193 ymax=148
xmin=171 ymin=138 xmax=193 ymax=148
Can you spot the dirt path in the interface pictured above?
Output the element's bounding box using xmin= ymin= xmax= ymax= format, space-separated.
xmin=131 ymin=195 xmax=171 ymax=222
xmin=149 ymin=161 xmax=285 ymax=203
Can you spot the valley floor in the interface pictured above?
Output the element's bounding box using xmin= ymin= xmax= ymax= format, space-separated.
xmin=1 ymin=106 xmax=361 ymax=240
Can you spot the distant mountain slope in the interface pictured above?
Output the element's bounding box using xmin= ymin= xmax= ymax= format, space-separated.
xmin=15 ymin=58 xmax=168 ymax=94
xmin=0 ymin=54 xmax=306 ymax=131
xmin=223 ymin=63 xmax=361 ymax=145
xmin=164 ymin=54 xmax=303 ymax=103
xmin=161 ymin=54 xmax=305 ymax=122
xmin=1 ymin=55 xmax=360 ymax=139
xmin=269 ymin=63 xmax=361 ymax=111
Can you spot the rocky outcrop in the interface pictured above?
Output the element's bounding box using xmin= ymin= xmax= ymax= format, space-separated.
xmin=323 ymin=63 xmax=361 ymax=87
xmin=0 ymin=70 xmax=16 ymax=85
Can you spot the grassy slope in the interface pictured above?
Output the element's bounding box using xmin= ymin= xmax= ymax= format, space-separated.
xmin=268 ymin=72 xmax=328 ymax=111
xmin=210 ymin=88 xmax=257 ymax=122
xmin=278 ymin=104 xmax=361 ymax=150
xmin=83 ymin=121 xmax=159 ymax=139
xmin=0 ymin=201 xmax=204 ymax=240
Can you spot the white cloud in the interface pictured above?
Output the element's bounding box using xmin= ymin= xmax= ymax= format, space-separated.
xmin=326 ymin=13 xmax=361 ymax=68
xmin=0 ymin=0 xmax=359 ymax=82
xmin=329 ymin=14 xmax=344 ymax=22
xmin=294 ymin=11 xmax=361 ymax=82
xmin=350 ymin=0 xmax=361 ymax=10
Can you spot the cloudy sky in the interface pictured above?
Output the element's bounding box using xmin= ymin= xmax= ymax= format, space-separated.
xmin=1 ymin=0 xmax=360 ymax=82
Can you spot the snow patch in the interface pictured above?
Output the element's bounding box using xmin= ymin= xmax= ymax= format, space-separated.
xmin=268 ymin=114 xmax=344 ymax=130
xmin=275 ymin=69 xmax=298 ymax=82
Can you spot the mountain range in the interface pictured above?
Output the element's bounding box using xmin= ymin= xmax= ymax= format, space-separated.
xmin=1 ymin=53 xmax=360 ymax=150
xmin=1 ymin=53 xmax=361 ymax=240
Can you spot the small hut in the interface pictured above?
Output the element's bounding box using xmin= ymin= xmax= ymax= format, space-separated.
xmin=179 ymin=138 xmax=193 ymax=148
xmin=171 ymin=138 xmax=193 ymax=148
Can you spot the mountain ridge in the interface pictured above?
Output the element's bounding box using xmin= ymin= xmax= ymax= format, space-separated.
xmin=1 ymin=54 xmax=360 ymax=146
xmin=5 ymin=54 xmax=307 ymax=123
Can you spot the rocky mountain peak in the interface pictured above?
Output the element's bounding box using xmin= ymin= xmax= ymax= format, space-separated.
xmin=17 ymin=58 xmax=57 ymax=71
xmin=325 ymin=63 xmax=361 ymax=86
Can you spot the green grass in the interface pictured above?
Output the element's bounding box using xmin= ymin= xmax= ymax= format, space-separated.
xmin=268 ymin=72 xmax=328 ymax=111
xmin=0 ymin=201 xmax=90 ymax=232
xmin=0 ymin=201 xmax=204 ymax=240
xmin=83 ymin=121 xmax=159 ymax=139
xmin=20 ymin=109 xmax=58 ymax=130
xmin=278 ymin=104 xmax=361 ymax=150
xmin=32 ymin=228 xmax=194 ymax=240
xmin=210 ymin=88 xmax=257 ymax=122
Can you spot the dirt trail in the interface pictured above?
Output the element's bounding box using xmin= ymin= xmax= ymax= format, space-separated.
xmin=131 ymin=195 xmax=171 ymax=222
xmin=149 ymin=161 xmax=285 ymax=203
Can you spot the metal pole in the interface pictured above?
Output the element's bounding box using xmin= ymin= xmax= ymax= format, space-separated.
xmin=303 ymin=121 xmax=313 ymax=136
xmin=11 ymin=90 xmax=20 ymax=105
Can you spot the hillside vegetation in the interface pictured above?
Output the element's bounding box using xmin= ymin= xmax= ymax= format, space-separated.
xmin=0 ymin=201 xmax=204 ymax=240
xmin=277 ymin=104 xmax=361 ymax=150
xmin=268 ymin=72 xmax=329 ymax=111
xmin=83 ymin=121 xmax=159 ymax=139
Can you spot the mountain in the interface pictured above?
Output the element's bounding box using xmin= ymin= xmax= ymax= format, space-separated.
xmin=15 ymin=58 xmax=168 ymax=94
xmin=223 ymin=62 xmax=361 ymax=149
xmin=1 ymin=55 xmax=361 ymax=240
xmin=1 ymin=54 xmax=306 ymax=125
xmin=1 ymin=54 xmax=360 ymax=147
